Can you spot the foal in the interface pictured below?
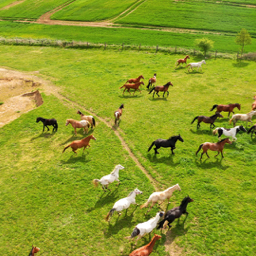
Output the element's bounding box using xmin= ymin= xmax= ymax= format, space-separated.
xmin=146 ymin=73 xmax=156 ymax=89
xmin=114 ymin=104 xmax=124 ymax=125
xmin=176 ymin=55 xmax=190 ymax=66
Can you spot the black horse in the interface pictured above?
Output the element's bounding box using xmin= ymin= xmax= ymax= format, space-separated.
xmin=191 ymin=113 xmax=223 ymax=129
xmin=157 ymin=196 xmax=194 ymax=229
xmin=148 ymin=134 xmax=184 ymax=155
xmin=36 ymin=117 xmax=58 ymax=132
xmin=247 ymin=124 xmax=256 ymax=138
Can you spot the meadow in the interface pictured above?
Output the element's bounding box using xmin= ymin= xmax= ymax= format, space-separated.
xmin=0 ymin=45 xmax=256 ymax=255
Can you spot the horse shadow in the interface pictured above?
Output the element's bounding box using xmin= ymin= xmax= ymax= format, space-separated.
xmin=147 ymin=153 xmax=180 ymax=166
xmin=59 ymin=130 xmax=93 ymax=146
xmin=61 ymin=153 xmax=91 ymax=164
xmin=119 ymin=94 xmax=143 ymax=99
xmin=30 ymin=131 xmax=56 ymax=141
xmin=186 ymin=71 xmax=204 ymax=75
xmin=189 ymin=128 xmax=212 ymax=135
xmin=195 ymin=157 xmax=229 ymax=170
xmin=232 ymin=62 xmax=249 ymax=68
xmin=148 ymin=97 xmax=168 ymax=101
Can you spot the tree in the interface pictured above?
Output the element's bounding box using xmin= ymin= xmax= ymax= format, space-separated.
xmin=235 ymin=28 xmax=251 ymax=56
xmin=195 ymin=38 xmax=214 ymax=57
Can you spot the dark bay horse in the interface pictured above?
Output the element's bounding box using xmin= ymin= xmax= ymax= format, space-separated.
xmin=36 ymin=117 xmax=58 ymax=132
xmin=148 ymin=134 xmax=184 ymax=155
xmin=191 ymin=113 xmax=223 ymax=129
xmin=126 ymin=75 xmax=144 ymax=84
xmin=120 ymin=81 xmax=144 ymax=95
xmin=28 ymin=245 xmax=40 ymax=256
xmin=247 ymin=124 xmax=256 ymax=138
xmin=149 ymin=82 xmax=173 ymax=98
xmin=114 ymin=104 xmax=124 ymax=125
xmin=210 ymin=103 xmax=241 ymax=117
xmin=147 ymin=73 xmax=156 ymax=89
xmin=196 ymin=138 xmax=232 ymax=160
xmin=176 ymin=55 xmax=190 ymax=67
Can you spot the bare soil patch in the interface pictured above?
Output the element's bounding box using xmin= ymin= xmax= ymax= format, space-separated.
xmin=0 ymin=0 xmax=25 ymax=10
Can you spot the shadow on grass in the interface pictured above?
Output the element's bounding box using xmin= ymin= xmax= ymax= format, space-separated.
xmin=148 ymin=96 xmax=168 ymax=101
xmin=190 ymin=128 xmax=212 ymax=135
xmin=185 ymin=71 xmax=204 ymax=75
xmin=147 ymin=153 xmax=180 ymax=166
xmin=59 ymin=130 xmax=93 ymax=146
xmin=119 ymin=94 xmax=143 ymax=99
xmin=61 ymin=152 xmax=92 ymax=164
xmin=232 ymin=62 xmax=249 ymax=68
xmin=195 ymin=157 xmax=229 ymax=170
xmin=31 ymin=131 xmax=56 ymax=141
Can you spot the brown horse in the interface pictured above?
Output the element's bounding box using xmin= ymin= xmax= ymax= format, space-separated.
xmin=62 ymin=134 xmax=96 ymax=154
xmin=176 ymin=55 xmax=190 ymax=66
xmin=126 ymin=75 xmax=144 ymax=84
xmin=114 ymin=104 xmax=124 ymax=125
xmin=149 ymin=82 xmax=173 ymax=98
xmin=66 ymin=119 xmax=90 ymax=135
xmin=120 ymin=81 xmax=144 ymax=95
xmin=252 ymin=96 xmax=256 ymax=110
xmin=28 ymin=245 xmax=40 ymax=256
xmin=196 ymin=138 xmax=232 ymax=160
xmin=146 ymin=73 xmax=156 ymax=89
xmin=191 ymin=113 xmax=223 ymax=129
xmin=77 ymin=110 xmax=96 ymax=128
xmin=210 ymin=103 xmax=241 ymax=117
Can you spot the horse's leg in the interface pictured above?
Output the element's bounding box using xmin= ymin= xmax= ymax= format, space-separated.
xmin=206 ymin=151 xmax=210 ymax=158
xmin=156 ymin=91 xmax=160 ymax=97
xmin=197 ymin=121 xmax=201 ymax=129
xmin=200 ymin=152 xmax=204 ymax=160
xmin=167 ymin=91 xmax=169 ymax=97
xmin=163 ymin=91 xmax=165 ymax=98
xmin=215 ymin=151 xmax=220 ymax=158
xmin=43 ymin=124 xmax=45 ymax=132
xmin=74 ymin=128 xmax=77 ymax=136
xmin=171 ymin=147 xmax=175 ymax=154
xmin=153 ymin=91 xmax=155 ymax=98
xmin=46 ymin=125 xmax=50 ymax=131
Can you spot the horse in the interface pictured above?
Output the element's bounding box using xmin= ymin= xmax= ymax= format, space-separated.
xmin=28 ymin=245 xmax=40 ymax=256
xmin=196 ymin=138 xmax=232 ymax=160
xmin=213 ymin=125 xmax=247 ymax=141
xmin=148 ymin=82 xmax=173 ymax=98
xmin=105 ymin=188 xmax=143 ymax=222
xmin=186 ymin=60 xmax=206 ymax=72
xmin=114 ymin=104 xmax=124 ymax=125
xmin=148 ymin=135 xmax=184 ymax=155
xmin=120 ymin=81 xmax=144 ymax=95
xmin=252 ymin=96 xmax=256 ymax=110
xmin=77 ymin=110 xmax=96 ymax=128
xmin=176 ymin=55 xmax=190 ymax=67
xmin=157 ymin=196 xmax=193 ymax=229
xmin=65 ymin=119 xmax=90 ymax=135
xmin=93 ymin=164 xmax=124 ymax=191
xmin=247 ymin=124 xmax=256 ymax=138
xmin=229 ymin=111 xmax=256 ymax=127
xmin=210 ymin=103 xmax=241 ymax=117
xmin=36 ymin=117 xmax=58 ymax=132
xmin=146 ymin=73 xmax=156 ymax=89
xmin=141 ymin=184 xmax=181 ymax=214
xmin=129 ymin=234 xmax=161 ymax=256
xmin=126 ymin=75 xmax=144 ymax=84
xmin=62 ymin=134 xmax=96 ymax=154
xmin=191 ymin=113 xmax=223 ymax=129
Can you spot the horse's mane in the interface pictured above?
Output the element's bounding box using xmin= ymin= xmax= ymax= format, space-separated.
xmin=128 ymin=190 xmax=134 ymax=196
xmin=168 ymin=135 xmax=179 ymax=140
xmin=180 ymin=196 xmax=190 ymax=206
xmin=218 ymin=138 xmax=228 ymax=143
xmin=119 ymin=104 xmax=124 ymax=109
xmin=111 ymin=165 xmax=120 ymax=174
xmin=28 ymin=247 xmax=33 ymax=256
xmin=78 ymin=110 xmax=84 ymax=115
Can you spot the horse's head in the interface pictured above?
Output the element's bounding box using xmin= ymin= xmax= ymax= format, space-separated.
xmin=225 ymin=138 xmax=232 ymax=145
xmin=140 ymin=75 xmax=144 ymax=79
xmin=140 ymin=81 xmax=145 ymax=86
xmin=216 ymin=113 xmax=223 ymax=118
xmin=29 ymin=245 xmax=40 ymax=256
xmin=77 ymin=110 xmax=82 ymax=115
xmin=119 ymin=104 xmax=124 ymax=109
xmin=166 ymin=81 xmax=173 ymax=87
xmin=65 ymin=119 xmax=70 ymax=126
xmin=91 ymin=135 xmax=97 ymax=140
xmin=134 ymin=188 xmax=143 ymax=195
xmin=239 ymin=125 xmax=247 ymax=132
xmin=182 ymin=196 xmax=194 ymax=205
xmin=175 ymin=183 xmax=181 ymax=191
xmin=116 ymin=164 xmax=125 ymax=170
xmin=185 ymin=55 xmax=190 ymax=59
xmin=236 ymin=103 xmax=241 ymax=110
xmin=154 ymin=234 xmax=162 ymax=240
xmin=202 ymin=60 xmax=206 ymax=64
xmin=158 ymin=211 xmax=165 ymax=218
xmin=36 ymin=117 xmax=41 ymax=123
xmin=178 ymin=134 xmax=184 ymax=142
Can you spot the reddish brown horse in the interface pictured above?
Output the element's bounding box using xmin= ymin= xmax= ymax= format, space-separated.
xmin=176 ymin=55 xmax=190 ymax=66
xmin=252 ymin=96 xmax=256 ymax=110
xmin=120 ymin=81 xmax=144 ymax=95
xmin=28 ymin=245 xmax=40 ymax=256
xmin=210 ymin=103 xmax=241 ymax=117
xmin=126 ymin=75 xmax=144 ymax=84
xmin=148 ymin=82 xmax=173 ymax=98
xmin=191 ymin=113 xmax=223 ymax=129
xmin=114 ymin=104 xmax=124 ymax=125
xmin=62 ymin=134 xmax=96 ymax=154
xmin=196 ymin=138 xmax=232 ymax=160
xmin=146 ymin=73 xmax=156 ymax=89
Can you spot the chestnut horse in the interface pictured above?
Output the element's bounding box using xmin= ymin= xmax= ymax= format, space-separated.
xmin=252 ymin=96 xmax=256 ymax=110
xmin=62 ymin=134 xmax=96 ymax=154
xmin=210 ymin=103 xmax=241 ymax=117
xmin=148 ymin=82 xmax=173 ymax=98
xmin=196 ymin=138 xmax=232 ymax=160
xmin=120 ymin=81 xmax=144 ymax=95
xmin=114 ymin=104 xmax=124 ymax=125
xmin=66 ymin=119 xmax=90 ymax=135
xmin=176 ymin=55 xmax=190 ymax=66
xmin=126 ymin=75 xmax=144 ymax=84
xmin=191 ymin=113 xmax=223 ymax=129
xmin=77 ymin=110 xmax=96 ymax=128
xmin=28 ymin=245 xmax=40 ymax=256
xmin=146 ymin=73 xmax=156 ymax=89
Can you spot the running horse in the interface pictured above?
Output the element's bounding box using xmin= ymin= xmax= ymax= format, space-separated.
xmin=126 ymin=75 xmax=144 ymax=84
xmin=247 ymin=124 xmax=256 ymax=138
xmin=28 ymin=245 xmax=40 ymax=256
xmin=114 ymin=104 xmax=124 ymax=125
xmin=148 ymin=82 xmax=173 ymax=98
xmin=210 ymin=103 xmax=241 ymax=117
xmin=252 ymin=96 xmax=256 ymax=110
xmin=191 ymin=113 xmax=223 ymax=129
xmin=77 ymin=110 xmax=96 ymax=128
xmin=229 ymin=110 xmax=256 ymax=127
xmin=120 ymin=81 xmax=144 ymax=95
xmin=176 ymin=55 xmax=190 ymax=67
xmin=146 ymin=73 xmax=156 ymax=89
xmin=186 ymin=60 xmax=206 ymax=72
xmin=65 ymin=119 xmax=90 ymax=135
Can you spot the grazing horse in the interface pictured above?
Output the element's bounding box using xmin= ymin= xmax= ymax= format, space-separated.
xmin=148 ymin=134 xmax=184 ymax=155
xmin=114 ymin=104 xmax=124 ymax=125
xmin=129 ymin=234 xmax=161 ymax=256
xmin=77 ymin=110 xmax=96 ymax=128
xmin=213 ymin=125 xmax=247 ymax=141
xmin=157 ymin=196 xmax=194 ymax=229
xmin=120 ymin=81 xmax=144 ymax=95
xmin=36 ymin=117 xmax=58 ymax=132
xmin=210 ymin=103 xmax=241 ymax=117
xmin=28 ymin=245 xmax=40 ymax=256
xmin=176 ymin=55 xmax=190 ymax=66
xmin=126 ymin=75 xmax=144 ymax=84
xmin=62 ymin=134 xmax=96 ymax=154
xmin=146 ymin=73 xmax=156 ymax=89
xmin=252 ymin=96 xmax=256 ymax=110
xmin=196 ymin=138 xmax=232 ymax=160
xmin=148 ymin=82 xmax=173 ymax=98
xmin=65 ymin=119 xmax=90 ymax=135
xmin=247 ymin=124 xmax=256 ymax=138
xmin=141 ymin=184 xmax=181 ymax=214
xmin=186 ymin=60 xmax=206 ymax=72
xmin=229 ymin=110 xmax=256 ymax=127
xmin=191 ymin=113 xmax=223 ymax=129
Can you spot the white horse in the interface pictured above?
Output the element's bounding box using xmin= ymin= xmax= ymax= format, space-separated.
xmin=125 ymin=211 xmax=164 ymax=243
xmin=93 ymin=164 xmax=124 ymax=191
xmin=105 ymin=188 xmax=143 ymax=222
xmin=213 ymin=125 xmax=247 ymax=141
xmin=140 ymin=184 xmax=181 ymax=213
xmin=186 ymin=60 xmax=206 ymax=72
xmin=229 ymin=111 xmax=256 ymax=127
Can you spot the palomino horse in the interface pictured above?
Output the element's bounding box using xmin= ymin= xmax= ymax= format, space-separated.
xmin=126 ymin=75 xmax=144 ymax=84
xmin=186 ymin=60 xmax=206 ymax=72
xmin=229 ymin=110 xmax=256 ymax=127
xmin=114 ymin=104 xmax=124 ymax=125
xmin=28 ymin=245 xmax=40 ymax=256
xmin=213 ymin=125 xmax=247 ymax=141
xmin=62 ymin=134 xmax=96 ymax=154
xmin=120 ymin=81 xmax=144 ymax=95
xmin=66 ymin=119 xmax=90 ymax=135
xmin=210 ymin=103 xmax=241 ymax=117
xmin=247 ymin=124 xmax=256 ymax=138
xmin=196 ymin=138 xmax=232 ymax=160
xmin=149 ymin=81 xmax=173 ymax=98
xmin=252 ymin=96 xmax=256 ymax=110
xmin=176 ymin=55 xmax=190 ymax=66
xmin=141 ymin=184 xmax=181 ymax=214
xmin=77 ymin=110 xmax=96 ymax=128
xmin=146 ymin=73 xmax=156 ymax=89
xmin=36 ymin=117 xmax=58 ymax=132
xmin=191 ymin=113 xmax=223 ymax=129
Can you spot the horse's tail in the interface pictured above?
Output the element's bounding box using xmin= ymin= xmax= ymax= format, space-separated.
xmin=157 ymin=219 xmax=166 ymax=230
xmin=93 ymin=179 xmax=100 ymax=187
xmin=147 ymin=81 xmax=151 ymax=89
xmin=148 ymin=87 xmax=155 ymax=94
xmin=140 ymin=200 xmax=149 ymax=209
xmin=105 ymin=208 xmax=116 ymax=222
xmin=229 ymin=117 xmax=234 ymax=125
xmin=191 ymin=116 xmax=199 ymax=124
xmin=62 ymin=145 xmax=70 ymax=153
xmin=125 ymin=227 xmax=140 ymax=239
xmin=196 ymin=144 xmax=203 ymax=155
xmin=185 ymin=64 xmax=191 ymax=68
xmin=210 ymin=104 xmax=218 ymax=111
xmin=148 ymin=141 xmax=155 ymax=152
xmin=212 ymin=128 xmax=218 ymax=135
xmin=92 ymin=117 xmax=96 ymax=127
xmin=247 ymin=126 xmax=254 ymax=134
xmin=119 ymin=84 xmax=125 ymax=89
